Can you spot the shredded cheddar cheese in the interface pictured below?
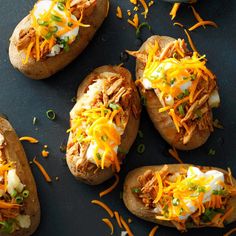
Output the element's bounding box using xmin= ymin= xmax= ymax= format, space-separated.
xmin=139 ymin=0 xmax=148 ymax=19
xmin=91 ymin=200 xmax=114 ymax=218
xmin=120 ymin=216 xmax=134 ymax=236
xmin=168 ymin=147 xmax=183 ymax=164
xmin=102 ymin=218 xmax=114 ymax=235
xmin=189 ymin=21 xmax=218 ymax=31
xmin=148 ymin=225 xmax=159 ymax=236
xmin=191 ymin=6 xmax=206 ymax=29
xmin=173 ymin=22 xmax=183 ymax=28
xmin=33 ymin=157 xmax=52 ymax=182
xmin=114 ymin=211 xmax=123 ymax=228
xmin=184 ymin=29 xmax=198 ymax=53
xmin=170 ymin=3 xmax=180 ymax=20
xmin=127 ymin=14 xmax=139 ymax=29
xmin=19 ymin=136 xmax=39 ymax=143
xmin=99 ymin=174 xmax=119 ymax=197
xmin=116 ymin=6 xmax=123 ymax=19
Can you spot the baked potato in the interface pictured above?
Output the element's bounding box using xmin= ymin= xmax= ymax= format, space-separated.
xmin=9 ymin=0 xmax=109 ymax=80
xmin=0 ymin=116 xmax=40 ymax=235
xmin=128 ymin=35 xmax=220 ymax=150
xmin=66 ymin=65 xmax=141 ymax=185
xmin=123 ymin=164 xmax=236 ymax=231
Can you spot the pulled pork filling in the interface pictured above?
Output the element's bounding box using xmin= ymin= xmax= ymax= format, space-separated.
xmin=17 ymin=0 xmax=96 ymax=63
xmin=67 ymin=71 xmax=140 ymax=173
xmin=132 ymin=165 xmax=236 ymax=231
xmin=129 ymin=39 xmax=220 ymax=144
xmin=0 ymin=134 xmax=31 ymax=234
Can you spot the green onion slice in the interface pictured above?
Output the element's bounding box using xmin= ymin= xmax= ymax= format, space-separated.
xmin=46 ymin=110 xmax=56 ymax=120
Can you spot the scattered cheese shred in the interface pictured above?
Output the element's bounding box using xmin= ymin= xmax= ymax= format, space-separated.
xmin=224 ymin=228 xmax=236 ymax=236
xmin=19 ymin=136 xmax=39 ymax=143
xmin=153 ymin=172 xmax=163 ymax=204
xmin=114 ymin=211 xmax=123 ymax=228
xmin=130 ymin=0 xmax=137 ymax=4
xmin=191 ymin=6 xmax=205 ymax=29
xmin=170 ymin=3 xmax=180 ymax=20
xmin=99 ymin=174 xmax=119 ymax=197
xmin=91 ymin=200 xmax=114 ymax=218
xmin=189 ymin=20 xmax=218 ymax=31
xmin=41 ymin=150 xmax=49 ymax=158
xmin=120 ymin=216 xmax=134 ymax=236
xmin=148 ymin=225 xmax=159 ymax=236
xmin=23 ymin=41 xmax=34 ymax=64
xmin=33 ymin=157 xmax=52 ymax=182
xmin=127 ymin=14 xmax=139 ymax=29
xmin=139 ymin=0 xmax=148 ymax=18
xmin=168 ymin=147 xmax=183 ymax=164
xmin=102 ymin=218 xmax=114 ymax=235
xmin=173 ymin=22 xmax=183 ymax=28
xmin=116 ymin=6 xmax=123 ymax=19
xmin=184 ymin=29 xmax=198 ymax=53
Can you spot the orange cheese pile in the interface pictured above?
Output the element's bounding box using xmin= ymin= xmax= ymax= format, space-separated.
xmin=69 ymin=105 xmax=123 ymax=172
xmin=143 ymin=40 xmax=215 ymax=133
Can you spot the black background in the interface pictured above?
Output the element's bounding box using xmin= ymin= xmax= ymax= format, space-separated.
xmin=0 ymin=0 xmax=236 ymax=235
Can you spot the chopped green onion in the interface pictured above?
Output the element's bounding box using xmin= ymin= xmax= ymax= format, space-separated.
xmin=101 ymin=135 xmax=108 ymax=141
xmin=57 ymin=2 xmax=65 ymax=10
xmin=46 ymin=110 xmax=56 ymax=120
xmin=0 ymin=220 xmax=13 ymax=233
xmin=10 ymin=189 xmax=17 ymax=198
xmin=201 ymin=208 xmax=224 ymax=222
xmin=64 ymin=36 xmax=69 ymax=42
xmin=190 ymin=75 xmax=196 ymax=81
xmin=138 ymin=130 xmax=144 ymax=138
xmin=68 ymin=22 xmax=73 ymax=27
xmin=172 ymin=198 xmax=180 ymax=206
xmin=96 ymin=153 xmax=101 ymax=160
xmin=71 ymin=97 xmax=77 ymax=103
xmin=197 ymin=186 xmax=206 ymax=193
xmin=15 ymin=196 xmax=23 ymax=204
xmin=178 ymin=105 xmax=185 ymax=116
xmin=177 ymin=93 xmax=184 ymax=99
xmin=22 ymin=190 xmax=29 ymax=198
xmin=51 ymin=14 xmax=62 ymax=22
xmin=109 ymin=103 xmax=120 ymax=110
xmin=33 ymin=117 xmax=37 ymax=125
xmin=60 ymin=143 xmax=67 ymax=153
xmin=184 ymin=89 xmax=190 ymax=96
xmin=213 ymin=189 xmax=227 ymax=196
xmin=173 ymin=52 xmax=178 ymax=59
xmin=132 ymin=188 xmax=141 ymax=193
xmin=137 ymin=144 xmax=145 ymax=154
xmin=45 ymin=32 xmax=52 ymax=40
xmin=49 ymin=26 xmax=58 ymax=33
xmin=170 ymin=78 xmax=176 ymax=85
xmin=136 ymin=22 xmax=151 ymax=38
xmin=37 ymin=19 xmax=49 ymax=26
xmin=208 ymin=148 xmax=216 ymax=156
xmin=63 ymin=43 xmax=70 ymax=52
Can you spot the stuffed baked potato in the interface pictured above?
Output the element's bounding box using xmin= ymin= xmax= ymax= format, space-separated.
xmin=123 ymin=164 xmax=236 ymax=231
xmin=9 ymin=0 xmax=109 ymax=80
xmin=66 ymin=65 xmax=141 ymax=185
xmin=0 ymin=117 xmax=40 ymax=235
xmin=128 ymin=35 xmax=220 ymax=150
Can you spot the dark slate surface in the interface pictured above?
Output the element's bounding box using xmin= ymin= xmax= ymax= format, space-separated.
xmin=0 ymin=0 xmax=236 ymax=235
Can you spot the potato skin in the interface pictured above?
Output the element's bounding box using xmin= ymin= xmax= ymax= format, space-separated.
xmin=9 ymin=0 xmax=109 ymax=80
xmin=123 ymin=164 xmax=236 ymax=228
xmin=136 ymin=35 xmax=211 ymax=150
xmin=66 ymin=65 xmax=141 ymax=185
xmin=0 ymin=117 xmax=40 ymax=236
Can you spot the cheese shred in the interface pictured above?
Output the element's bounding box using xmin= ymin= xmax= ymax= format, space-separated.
xmin=91 ymin=200 xmax=114 ymax=218
xmin=99 ymin=174 xmax=119 ymax=197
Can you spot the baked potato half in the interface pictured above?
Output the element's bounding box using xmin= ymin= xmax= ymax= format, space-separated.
xmin=9 ymin=0 xmax=109 ymax=80
xmin=128 ymin=35 xmax=220 ymax=150
xmin=66 ymin=65 xmax=141 ymax=185
xmin=0 ymin=117 xmax=40 ymax=235
xmin=123 ymin=164 xmax=236 ymax=231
